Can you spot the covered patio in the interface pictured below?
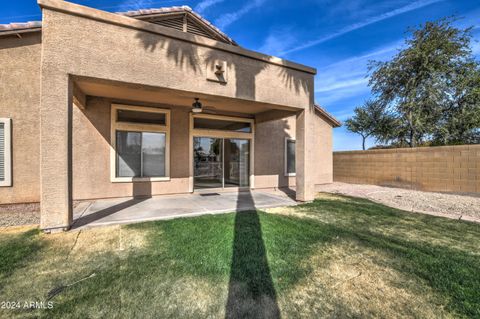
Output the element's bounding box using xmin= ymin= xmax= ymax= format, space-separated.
xmin=36 ymin=0 xmax=333 ymax=232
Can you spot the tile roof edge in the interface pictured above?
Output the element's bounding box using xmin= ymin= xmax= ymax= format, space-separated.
xmin=0 ymin=6 xmax=236 ymax=45
xmin=0 ymin=21 xmax=42 ymax=34
xmin=2 ymin=0 xmax=316 ymax=74
xmin=117 ymin=6 xmax=236 ymax=45
xmin=314 ymin=104 xmax=341 ymax=127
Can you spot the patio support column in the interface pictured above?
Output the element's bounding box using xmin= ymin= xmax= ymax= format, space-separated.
xmin=295 ymin=106 xmax=316 ymax=202
xmin=39 ymin=71 xmax=73 ymax=232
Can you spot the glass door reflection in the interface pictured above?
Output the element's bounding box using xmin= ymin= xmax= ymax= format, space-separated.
xmin=193 ymin=137 xmax=223 ymax=189
xmin=193 ymin=137 xmax=250 ymax=190
xmin=224 ymin=139 xmax=250 ymax=187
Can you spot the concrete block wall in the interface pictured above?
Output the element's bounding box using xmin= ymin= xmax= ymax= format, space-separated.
xmin=333 ymin=144 xmax=480 ymax=194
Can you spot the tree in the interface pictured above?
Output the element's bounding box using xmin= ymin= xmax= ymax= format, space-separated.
xmin=345 ymin=100 xmax=394 ymax=150
xmin=345 ymin=104 xmax=373 ymax=151
xmin=368 ymin=17 xmax=480 ymax=147
xmin=432 ymin=63 xmax=480 ymax=144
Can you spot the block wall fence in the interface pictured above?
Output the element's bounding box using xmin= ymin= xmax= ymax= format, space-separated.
xmin=333 ymin=144 xmax=480 ymax=194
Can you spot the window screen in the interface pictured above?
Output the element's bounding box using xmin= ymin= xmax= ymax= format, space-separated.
xmin=116 ymin=131 xmax=166 ymax=178
xmin=286 ymin=139 xmax=295 ymax=175
xmin=0 ymin=122 xmax=4 ymax=182
xmin=0 ymin=118 xmax=11 ymax=186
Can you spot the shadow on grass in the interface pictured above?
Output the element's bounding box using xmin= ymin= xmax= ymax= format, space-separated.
xmin=226 ymin=190 xmax=280 ymax=318
xmin=306 ymin=194 xmax=480 ymax=241
xmin=226 ymin=211 xmax=280 ymax=319
xmin=8 ymin=194 xmax=478 ymax=318
xmin=299 ymin=195 xmax=480 ymax=318
xmin=0 ymin=229 xmax=42 ymax=287
xmin=346 ymin=226 xmax=480 ymax=318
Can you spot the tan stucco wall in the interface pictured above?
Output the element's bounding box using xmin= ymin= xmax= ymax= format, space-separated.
xmin=0 ymin=8 xmax=332 ymax=208
xmin=0 ymin=33 xmax=41 ymax=204
xmin=72 ymin=98 xmax=190 ymax=200
xmin=38 ymin=4 xmax=318 ymax=228
xmin=312 ymin=111 xmax=334 ymax=184
xmin=0 ymin=91 xmax=333 ymax=204
xmin=73 ymin=100 xmax=332 ymax=200
xmin=254 ymin=116 xmax=296 ymax=188
xmin=0 ymin=1 xmax=336 ymax=219
xmin=41 ymin=9 xmax=313 ymax=110
xmin=254 ymin=110 xmax=333 ymax=190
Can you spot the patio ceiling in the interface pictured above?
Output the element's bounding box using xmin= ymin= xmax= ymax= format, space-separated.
xmin=75 ymin=77 xmax=299 ymax=115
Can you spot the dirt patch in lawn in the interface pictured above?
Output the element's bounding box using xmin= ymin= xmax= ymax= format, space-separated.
xmin=282 ymin=240 xmax=451 ymax=318
xmin=44 ymin=225 xmax=150 ymax=261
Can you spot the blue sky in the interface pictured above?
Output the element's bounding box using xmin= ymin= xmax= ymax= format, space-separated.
xmin=2 ymin=0 xmax=479 ymax=150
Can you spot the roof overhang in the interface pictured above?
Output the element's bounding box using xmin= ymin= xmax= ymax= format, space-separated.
xmin=314 ymin=104 xmax=341 ymax=127
xmin=118 ymin=6 xmax=237 ymax=45
xmin=0 ymin=6 xmax=236 ymax=45
xmin=0 ymin=22 xmax=42 ymax=36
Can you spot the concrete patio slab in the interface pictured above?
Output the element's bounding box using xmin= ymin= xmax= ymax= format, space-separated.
xmin=72 ymin=190 xmax=297 ymax=229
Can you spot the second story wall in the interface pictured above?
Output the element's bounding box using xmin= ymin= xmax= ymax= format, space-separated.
xmin=40 ymin=1 xmax=314 ymax=110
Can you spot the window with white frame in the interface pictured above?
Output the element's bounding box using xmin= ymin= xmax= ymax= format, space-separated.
xmin=0 ymin=118 xmax=12 ymax=187
xmin=111 ymin=105 xmax=170 ymax=182
xmin=285 ymin=138 xmax=295 ymax=176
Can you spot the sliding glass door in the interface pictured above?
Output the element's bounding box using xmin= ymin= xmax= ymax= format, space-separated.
xmin=224 ymin=139 xmax=250 ymax=187
xmin=193 ymin=137 xmax=250 ymax=189
xmin=193 ymin=137 xmax=223 ymax=189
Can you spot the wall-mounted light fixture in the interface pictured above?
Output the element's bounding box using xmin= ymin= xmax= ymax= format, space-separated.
xmin=192 ymin=98 xmax=203 ymax=113
xmin=206 ymin=60 xmax=228 ymax=83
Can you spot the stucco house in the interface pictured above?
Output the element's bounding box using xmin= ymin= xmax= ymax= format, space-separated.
xmin=0 ymin=0 xmax=340 ymax=232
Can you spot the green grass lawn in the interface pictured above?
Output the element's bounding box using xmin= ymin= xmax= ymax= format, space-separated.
xmin=0 ymin=193 xmax=479 ymax=318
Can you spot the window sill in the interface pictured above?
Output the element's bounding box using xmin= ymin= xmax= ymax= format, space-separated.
xmin=285 ymin=173 xmax=296 ymax=177
xmin=111 ymin=177 xmax=171 ymax=183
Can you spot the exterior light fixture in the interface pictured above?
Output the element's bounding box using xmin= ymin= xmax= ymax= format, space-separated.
xmin=214 ymin=63 xmax=225 ymax=75
xmin=192 ymin=98 xmax=202 ymax=113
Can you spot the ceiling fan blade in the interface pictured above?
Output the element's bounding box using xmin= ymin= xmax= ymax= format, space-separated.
xmin=202 ymin=109 xmax=218 ymax=114
xmin=203 ymin=105 xmax=217 ymax=110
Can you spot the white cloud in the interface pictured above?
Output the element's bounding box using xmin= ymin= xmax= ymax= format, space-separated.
xmin=316 ymin=81 xmax=370 ymax=105
xmin=456 ymin=8 xmax=480 ymax=31
xmin=114 ymin=0 xmax=188 ymax=11
xmin=281 ymin=0 xmax=445 ymax=55
xmin=322 ymin=41 xmax=401 ymax=69
xmin=472 ymin=40 xmax=480 ymax=56
xmin=317 ymin=78 xmax=369 ymax=93
xmin=215 ymin=0 xmax=266 ymax=30
xmin=315 ymin=42 xmax=400 ymax=104
xmin=331 ymin=109 xmax=355 ymax=121
xmin=116 ymin=0 xmax=158 ymax=11
xmin=195 ymin=0 xmax=224 ymax=14
xmin=258 ymin=27 xmax=297 ymax=56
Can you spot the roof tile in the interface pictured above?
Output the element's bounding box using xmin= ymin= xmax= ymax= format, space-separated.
xmin=0 ymin=5 xmax=235 ymax=45
xmin=314 ymin=104 xmax=341 ymax=127
xmin=0 ymin=21 xmax=42 ymax=33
